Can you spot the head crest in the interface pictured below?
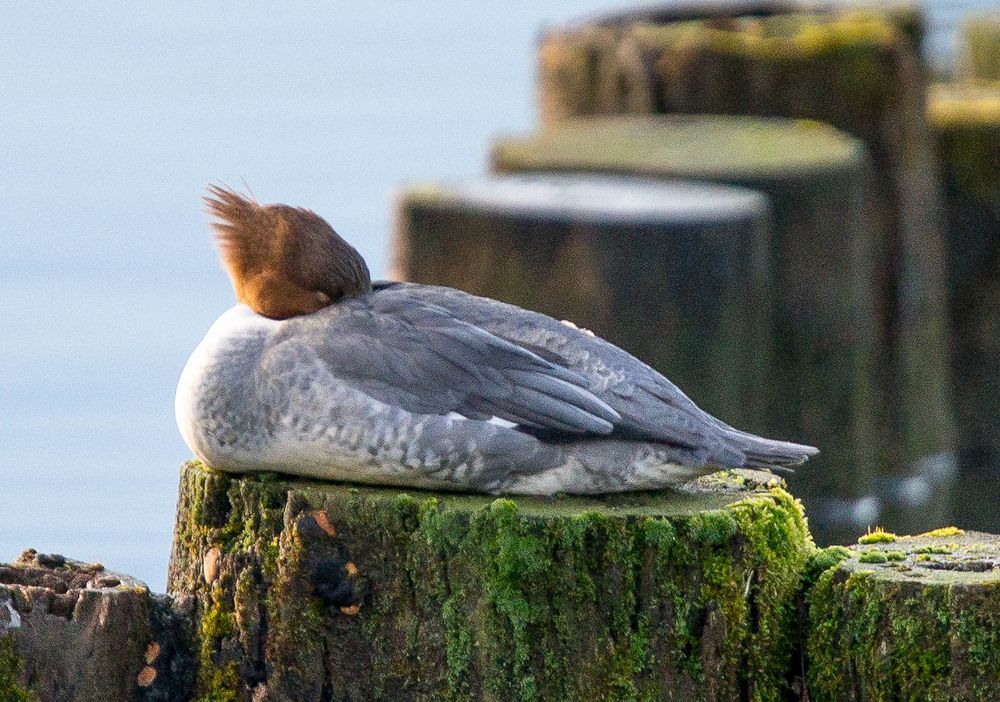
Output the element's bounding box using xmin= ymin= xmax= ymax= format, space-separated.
xmin=203 ymin=184 xmax=371 ymax=318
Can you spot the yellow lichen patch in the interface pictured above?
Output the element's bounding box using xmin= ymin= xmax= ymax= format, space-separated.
xmin=858 ymin=527 xmax=897 ymax=544
xmin=145 ymin=641 xmax=161 ymax=665
xmin=339 ymin=604 xmax=360 ymax=616
xmin=919 ymin=526 xmax=965 ymax=538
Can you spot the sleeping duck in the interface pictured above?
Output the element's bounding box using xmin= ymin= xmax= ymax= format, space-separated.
xmin=175 ymin=185 xmax=816 ymax=494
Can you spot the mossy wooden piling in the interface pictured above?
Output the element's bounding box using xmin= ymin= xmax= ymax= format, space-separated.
xmin=393 ymin=174 xmax=774 ymax=435
xmin=805 ymin=527 xmax=1000 ymax=700
xmin=0 ymin=550 xmax=194 ymax=702
xmin=957 ymin=16 xmax=1000 ymax=81
xmin=929 ymin=84 xmax=1000 ymax=533
xmin=167 ymin=461 xmax=813 ymax=701
xmin=535 ymin=10 xmax=957 ymax=536
xmin=491 ymin=117 xmax=879 ymax=545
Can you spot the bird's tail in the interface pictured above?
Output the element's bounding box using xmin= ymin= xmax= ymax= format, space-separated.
xmin=722 ymin=427 xmax=819 ymax=470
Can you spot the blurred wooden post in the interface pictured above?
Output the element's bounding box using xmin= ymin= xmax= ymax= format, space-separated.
xmin=490 ymin=117 xmax=878 ymax=544
xmin=930 ymin=85 xmax=1000 ymax=532
xmin=957 ymin=16 xmax=1000 ymax=81
xmin=535 ymin=10 xmax=957 ymax=537
xmin=393 ymin=174 xmax=774 ymax=436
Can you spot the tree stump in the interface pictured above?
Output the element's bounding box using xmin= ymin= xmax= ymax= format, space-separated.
xmin=490 ymin=116 xmax=878 ymax=544
xmin=167 ymin=460 xmax=813 ymax=702
xmin=0 ymin=550 xmax=195 ymax=702
xmin=930 ymin=84 xmax=1000 ymax=533
xmin=957 ymin=16 xmax=1000 ymax=81
xmin=534 ymin=10 xmax=957 ymax=537
xmin=392 ymin=174 xmax=774 ymax=435
xmin=805 ymin=527 xmax=1000 ymax=700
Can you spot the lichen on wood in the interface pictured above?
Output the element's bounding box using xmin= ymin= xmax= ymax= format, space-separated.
xmin=805 ymin=528 xmax=1000 ymax=700
xmin=168 ymin=460 xmax=813 ymax=701
xmin=0 ymin=551 xmax=173 ymax=702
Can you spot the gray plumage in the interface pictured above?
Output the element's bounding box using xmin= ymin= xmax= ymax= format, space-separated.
xmin=177 ymin=279 xmax=817 ymax=495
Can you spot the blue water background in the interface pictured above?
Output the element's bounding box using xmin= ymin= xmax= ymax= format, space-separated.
xmin=1 ymin=1 xmax=995 ymax=591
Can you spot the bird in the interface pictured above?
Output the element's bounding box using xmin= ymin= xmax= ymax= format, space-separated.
xmin=175 ymin=185 xmax=817 ymax=495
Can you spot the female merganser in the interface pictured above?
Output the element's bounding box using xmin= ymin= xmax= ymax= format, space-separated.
xmin=176 ymin=185 xmax=817 ymax=494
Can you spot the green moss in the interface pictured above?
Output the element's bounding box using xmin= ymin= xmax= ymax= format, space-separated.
xmin=727 ymin=489 xmax=813 ymax=701
xmin=960 ymin=17 xmax=1000 ymax=80
xmin=919 ymin=526 xmax=964 ymax=538
xmin=493 ymin=115 xmax=863 ymax=185
xmin=802 ymin=546 xmax=852 ymax=589
xmin=857 ymin=550 xmax=888 ymax=564
xmin=858 ymin=528 xmax=897 ymax=544
xmin=806 ymin=530 xmax=1000 ymax=699
xmin=193 ymin=593 xmax=238 ymax=702
xmin=0 ymin=634 xmax=32 ymax=702
xmin=912 ymin=544 xmax=955 ymax=555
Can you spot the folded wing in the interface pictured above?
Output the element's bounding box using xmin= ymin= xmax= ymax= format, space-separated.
xmin=369 ymin=282 xmax=818 ymax=469
xmin=291 ymin=291 xmax=623 ymax=437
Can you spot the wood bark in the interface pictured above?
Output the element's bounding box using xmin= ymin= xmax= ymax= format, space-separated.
xmin=0 ymin=550 xmax=195 ymax=701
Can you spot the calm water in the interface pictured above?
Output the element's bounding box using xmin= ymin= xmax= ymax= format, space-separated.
xmin=1 ymin=2 xmax=995 ymax=591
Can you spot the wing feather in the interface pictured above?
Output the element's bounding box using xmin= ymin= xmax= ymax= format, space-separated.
xmin=291 ymin=292 xmax=621 ymax=436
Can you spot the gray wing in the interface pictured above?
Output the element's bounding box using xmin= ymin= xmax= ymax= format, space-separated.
xmin=285 ymin=291 xmax=623 ymax=436
xmin=371 ymin=281 xmax=817 ymax=469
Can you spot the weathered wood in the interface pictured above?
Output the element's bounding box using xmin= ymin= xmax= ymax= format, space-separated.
xmin=804 ymin=527 xmax=1000 ymax=700
xmin=168 ymin=460 xmax=813 ymax=701
xmin=490 ymin=116 xmax=878 ymax=544
xmin=929 ymin=84 xmax=1000 ymax=533
xmin=535 ymin=11 xmax=957 ymax=536
xmin=393 ymin=174 xmax=774 ymax=435
xmin=537 ymin=5 xmax=926 ymax=126
xmin=0 ymin=550 xmax=195 ymax=702
xmin=957 ymin=16 xmax=1000 ymax=81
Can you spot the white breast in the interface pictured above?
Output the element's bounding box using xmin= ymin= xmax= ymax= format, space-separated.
xmin=175 ymin=305 xmax=279 ymax=460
